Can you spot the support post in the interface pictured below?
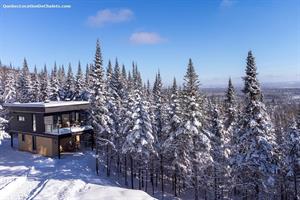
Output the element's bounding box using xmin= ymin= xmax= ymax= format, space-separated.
xmin=58 ymin=136 xmax=60 ymax=159
xmin=10 ymin=133 xmax=13 ymax=148
xmin=91 ymin=131 xmax=94 ymax=151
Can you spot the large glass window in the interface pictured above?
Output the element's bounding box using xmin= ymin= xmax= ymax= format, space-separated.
xmin=62 ymin=114 xmax=70 ymax=127
xmin=32 ymin=114 xmax=36 ymax=132
xmin=44 ymin=116 xmax=53 ymax=132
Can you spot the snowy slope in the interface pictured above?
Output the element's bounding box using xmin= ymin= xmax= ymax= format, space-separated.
xmin=0 ymin=139 xmax=156 ymax=200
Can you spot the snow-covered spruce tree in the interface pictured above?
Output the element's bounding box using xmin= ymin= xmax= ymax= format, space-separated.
xmin=49 ymin=62 xmax=60 ymax=101
xmin=162 ymin=77 xmax=188 ymax=196
xmin=120 ymin=75 xmax=136 ymax=188
xmin=63 ymin=63 xmax=75 ymax=100
xmin=152 ymin=71 xmax=164 ymax=142
xmin=31 ymin=66 xmax=41 ymax=102
xmin=40 ymin=65 xmax=50 ymax=102
xmin=122 ymin=87 xmax=157 ymax=190
xmin=233 ymin=51 xmax=278 ymax=198
xmin=209 ymin=101 xmax=231 ymax=200
xmin=121 ymin=64 xmax=127 ymax=89
xmin=224 ymin=78 xmax=237 ymax=130
xmin=58 ymin=64 xmax=65 ymax=87
xmin=85 ymin=64 xmax=90 ymax=91
xmin=2 ymin=68 xmax=17 ymax=103
xmin=182 ymin=58 xmax=212 ymax=200
xmin=57 ymin=64 xmax=65 ymax=98
xmin=111 ymin=59 xmax=127 ymax=175
xmin=281 ymin=113 xmax=300 ymax=199
xmin=104 ymin=58 xmax=121 ymax=177
xmin=73 ymin=61 xmax=84 ymax=100
xmin=106 ymin=60 xmax=113 ymax=85
xmin=16 ymin=58 xmax=32 ymax=103
xmin=90 ymin=39 xmax=114 ymax=176
xmin=151 ymin=71 xmax=167 ymax=193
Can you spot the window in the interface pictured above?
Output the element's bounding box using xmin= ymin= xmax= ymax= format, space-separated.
xmin=22 ymin=134 xmax=25 ymax=142
xmin=32 ymin=136 xmax=36 ymax=151
xmin=18 ymin=116 xmax=25 ymax=122
xmin=75 ymin=112 xmax=79 ymax=123
xmin=32 ymin=114 xmax=36 ymax=132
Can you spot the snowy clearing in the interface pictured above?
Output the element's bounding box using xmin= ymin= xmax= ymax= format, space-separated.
xmin=0 ymin=138 xmax=156 ymax=200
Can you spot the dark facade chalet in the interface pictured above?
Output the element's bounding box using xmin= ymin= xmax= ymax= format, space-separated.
xmin=4 ymin=101 xmax=94 ymax=158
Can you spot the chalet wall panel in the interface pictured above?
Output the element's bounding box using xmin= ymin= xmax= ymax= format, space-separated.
xmin=18 ymin=133 xmax=32 ymax=152
xmin=36 ymin=136 xmax=54 ymax=157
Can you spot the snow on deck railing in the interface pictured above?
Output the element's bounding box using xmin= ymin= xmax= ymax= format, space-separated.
xmin=45 ymin=125 xmax=93 ymax=135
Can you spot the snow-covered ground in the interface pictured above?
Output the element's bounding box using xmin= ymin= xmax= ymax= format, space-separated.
xmin=0 ymin=138 xmax=156 ymax=200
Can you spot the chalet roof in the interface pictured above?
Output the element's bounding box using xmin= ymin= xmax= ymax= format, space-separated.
xmin=4 ymin=101 xmax=89 ymax=108
xmin=3 ymin=101 xmax=90 ymax=113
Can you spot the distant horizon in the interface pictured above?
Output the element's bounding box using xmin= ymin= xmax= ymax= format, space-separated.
xmin=1 ymin=0 xmax=299 ymax=86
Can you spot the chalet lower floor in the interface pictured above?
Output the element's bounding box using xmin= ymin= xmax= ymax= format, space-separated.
xmin=11 ymin=131 xmax=94 ymax=158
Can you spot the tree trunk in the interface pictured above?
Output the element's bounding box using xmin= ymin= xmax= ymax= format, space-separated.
xmin=214 ymin=167 xmax=218 ymax=200
xmin=294 ymin=171 xmax=298 ymax=200
xmin=130 ymin=156 xmax=134 ymax=189
xmin=117 ymin=153 xmax=119 ymax=179
xmin=156 ymin=170 xmax=158 ymax=188
xmin=95 ymin=144 xmax=99 ymax=175
xmin=96 ymin=157 xmax=99 ymax=175
xmin=255 ymin=184 xmax=259 ymax=200
xmin=160 ymin=154 xmax=164 ymax=199
xmin=151 ymin=162 xmax=154 ymax=195
xmin=195 ymin=174 xmax=199 ymax=200
xmin=106 ymin=145 xmax=110 ymax=177
xmin=139 ymin=168 xmax=141 ymax=190
xmin=124 ymin=155 xmax=128 ymax=186
xmin=174 ymin=172 xmax=177 ymax=197
xmin=178 ymin=177 xmax=181 ymax=195
xmin=145 ymin=168 xmax=148 ymax=192
xmin=142 ymin=169 xmax=144 ymax=188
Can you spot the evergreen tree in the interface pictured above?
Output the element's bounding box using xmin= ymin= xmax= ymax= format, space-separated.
xmin=233 ymin=51 xmax=278 ymax=198
xmin=90 ymin=39 xmax=114 ymax=175
xmin=16 ymin=58 xmax=32 ymax=103
xmin=209 ymin=102 xmax=230 ymax=199
xmin=31 ymin=66 xmax=41 ymax=102
xmin=49 ymin=62 xmax=60 ymax=101
xmin=281 ymin=113 xmax=300 ymax=198
xmin=162 ymin=78 xmax=185 ymax=196
xmin=3 ymin=68 xmax=17 ymax=103
xmin=224 ymin=77 xmax=237 ymax=130
xmin=63 ymin=63 xmax=74 ymax=100
xmin=85 ymin=64 xmax=90 ymax=91
xmin=106 ymin=60 xmax=113 ymax=85
xmin=74 ymin=61 xmax=84 ymax=100
xmin=182 ymin=59 xmax=212 ymax=200
xmin=40 ymin=65 xmax=50 ymax=102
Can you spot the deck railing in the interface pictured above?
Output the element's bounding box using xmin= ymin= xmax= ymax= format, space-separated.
xmin=45 ymin=122 xmax=91 ymax=135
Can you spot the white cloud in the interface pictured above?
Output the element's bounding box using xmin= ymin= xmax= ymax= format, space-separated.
xmin=129 ymin=32 xmax=166 ymax=45
xmin=220 ymin=0 xmax=234 ymax=8
xmin=87 ymin=8 xmax=134 ymax=27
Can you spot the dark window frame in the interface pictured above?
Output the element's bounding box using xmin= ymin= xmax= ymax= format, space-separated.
xmin=22 ymin=134 xmax=25 ymax=142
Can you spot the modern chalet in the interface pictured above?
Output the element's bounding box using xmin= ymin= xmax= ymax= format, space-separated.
xmin=4 ymin=101 xmax=94 ymax=158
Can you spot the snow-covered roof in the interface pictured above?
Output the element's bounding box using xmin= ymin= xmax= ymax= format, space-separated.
xmin=4 ymin=101 xmax=90 ymax=108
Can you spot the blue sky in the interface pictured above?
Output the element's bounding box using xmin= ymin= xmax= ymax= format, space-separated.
xmin=0 ymin=0 xmax=299 ymax=87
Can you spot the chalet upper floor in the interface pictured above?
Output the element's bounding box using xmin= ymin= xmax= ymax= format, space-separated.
xmin=4 ymin=101 xmax=92 ymax=135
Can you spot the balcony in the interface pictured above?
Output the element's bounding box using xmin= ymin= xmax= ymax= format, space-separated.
xmin=44 ymin=111 xmax=92 ymax=135
xmin=45 ymin=123 xmax=93 ymax=135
